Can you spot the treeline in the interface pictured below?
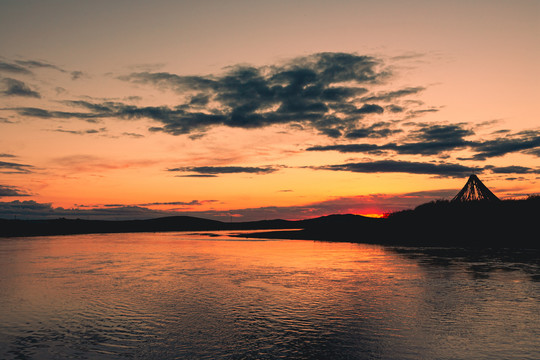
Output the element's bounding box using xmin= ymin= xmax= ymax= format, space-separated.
xmin=1 ymin=197 xmax=538 ymax=248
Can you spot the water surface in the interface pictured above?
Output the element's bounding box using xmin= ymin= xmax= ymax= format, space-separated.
xmin=0 ymin=232 xmax=538 ymax=359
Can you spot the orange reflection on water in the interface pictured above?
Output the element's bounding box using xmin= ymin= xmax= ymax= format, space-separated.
xmin=5 ymin=231 xmax=423 ymax=301
xmin=2 ymin=231 xmax=538 ymax=359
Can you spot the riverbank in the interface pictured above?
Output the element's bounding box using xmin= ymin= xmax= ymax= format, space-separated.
xmin=237 ymin=197 xmax=540 ymax=248
xmin=1 ymin=197 xmax=538 ymax=248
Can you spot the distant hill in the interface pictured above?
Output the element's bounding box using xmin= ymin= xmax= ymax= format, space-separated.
xmin=238 ymin=197 xmax=540 ymax=248
xmin=1 ymin=197 xmax=538 ymax=248
xmin=0 ymin=215 xmax=296 ymax=237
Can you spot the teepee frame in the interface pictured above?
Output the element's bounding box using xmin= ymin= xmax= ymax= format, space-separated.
xmin=452 ymin=174 xmax=500 ymax=202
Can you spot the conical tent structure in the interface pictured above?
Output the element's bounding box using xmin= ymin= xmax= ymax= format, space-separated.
xmin=452 ymin=174 xmax=500 ymax=202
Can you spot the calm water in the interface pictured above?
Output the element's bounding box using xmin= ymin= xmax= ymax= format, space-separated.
xmin=0 ymin=232 xmax=538 ymax=360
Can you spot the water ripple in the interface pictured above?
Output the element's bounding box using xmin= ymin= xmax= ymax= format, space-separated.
xmin=0 ymin=232 xmax=538 ymax=359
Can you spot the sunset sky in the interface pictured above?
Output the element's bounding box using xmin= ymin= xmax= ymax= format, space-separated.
xmin=1 ymin=0 xmax=539 ymax=220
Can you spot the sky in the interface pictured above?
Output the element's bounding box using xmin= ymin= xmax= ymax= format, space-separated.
xmin=0 ymin=0 xmax=539 ymax=220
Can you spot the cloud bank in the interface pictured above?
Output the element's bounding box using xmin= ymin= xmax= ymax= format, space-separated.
xmin=7 ymin=52 xmax=538 ymax=163
xmin=308 ymin=124 xmax=540 ymax=160
xmin=10 ymin=53 xmax=429 ymax=139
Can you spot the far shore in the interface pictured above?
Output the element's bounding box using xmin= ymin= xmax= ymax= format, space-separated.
xmin=1 ymin=197 xmax=538 ymax=248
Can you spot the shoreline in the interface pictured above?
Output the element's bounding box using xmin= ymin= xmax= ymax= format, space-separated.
xmin=1 ymin=198 xmax=538 ymax=248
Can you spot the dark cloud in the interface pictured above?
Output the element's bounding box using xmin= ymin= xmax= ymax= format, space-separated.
xmin=361 ymin=87 xmax=425 ymax=102
xmin=0 ymin=199 xmax=217 ymax=220
xmin=467 ymin=130 xmax=540 ymax=160
xmin=345 ymin=122 xmax=402 ymax=139
xmin=114 ymin=53 xmax=397 ymax=136
xmin=15 ymin=59 xmax=65 ymax=72
xmin=309 ymin=124 xmax=540 ymax=159
xmin=392 ymin=123 xmax=472 ymax=155
xmin=526 ymin=148 xmax=540 ymax=157
xmin=122 ymin=132 xmax=144 ymax=138
xmin=0 ymin=200 xmax=176 ymax=220
xmin=175 ymin=174 xmax=218 ymax=178
xmin=0 ymin=160 xmax=33 ymax=174
xmin=139 ymin=200 xmax=218 ymax=206
xmin=13 ymin=107 xmax=101 ymax=122
xmin=307 ymin=140 xmax=467 ymax=156
xmin=0 ymin=185 xmax=30 ymax=197
xmin=307 ymin=143 xmax=381 ymax=153
xmin=51 ymin=127 xmax=107 ymax=135
xmin=316 ymin=160 xmax=481 ymax=178
xmin=404 ymin=108 xmax=440 ymax=119
xmin=168 ymin=166 xmax=278 ymax=175
xmin=71 ymin=71 xmax=84 ymax=80
xmin=355 ymin=103 xmax=384 ymax=114
xmin=386 ymin=104 xmax=404 ymax=113
xmin=139 ymin=200 xmax=199 ymax=206
xmin=410 ymin=123 xmax=472 ymax=142
xmin=100 ymin=200 xmax=218 ymax=207
xmin=5 ymin=53 xmax=434 ymax=139
xmin=0 ymin=61 xmax=32 ymax=75
xmin=487 ymin=165 xmax=540 ymax=174
xmin=311 ymin=123 xmax=473 ymax=155
xmin=1 ymin=78 xmax=41 ymax=98
xmin=7 ymin=52 xmax=537 ymax=162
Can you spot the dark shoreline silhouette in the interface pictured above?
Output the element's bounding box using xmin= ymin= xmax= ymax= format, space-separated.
xmin=242 ymin=197 xmax=539 ymax=248
xmin=1 ymin=197 xmax=538 ymax=248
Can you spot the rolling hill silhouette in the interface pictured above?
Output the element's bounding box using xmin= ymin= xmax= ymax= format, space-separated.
xmin=1 ymin=196 xmax=537 ymax=248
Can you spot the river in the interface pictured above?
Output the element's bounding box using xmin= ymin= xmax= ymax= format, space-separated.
xmin=0 ymin=231 xmax=538 ymax=359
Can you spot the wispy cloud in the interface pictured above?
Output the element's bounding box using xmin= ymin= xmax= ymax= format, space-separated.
xmin=0 ymin=117 xmax=16 ymax=123
xmin=1 ymin=78 xmax=41 ymax=98
xmin=70 ymin=71 xmax=84 ymax=80
xmin=50 ymin=155 xmax=160 ymax=173
xmin=0 ymin=200 xmax=173 ymax=220
xmin=1 ymin=58 xmax=69 ymax=75
xmin=138 ymin=200 xmax=218 ymax=206
xmin=0 ymin=160 xmax=33 ymax=174
xmin=0 ymin=61 xmax=33 ymax=75
xmin=315 ymin=159 xmax=481 ymax=178
xmin=14 ymin=59 xmax=65 ymax=72
xmin=344 ymin=121 xmax=403 ymax=139
xmin=360 ymin=87 xmax=425 ymax=102
xmin=0 ymin=185 xmax=31 ymax=197
xmin=11 ymin=106 xmax=102 ymax=122
xmin=50 ymin=127 xmax=107 ymax=135
xmin=168 ymin=165 xmax=279 ymax=176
